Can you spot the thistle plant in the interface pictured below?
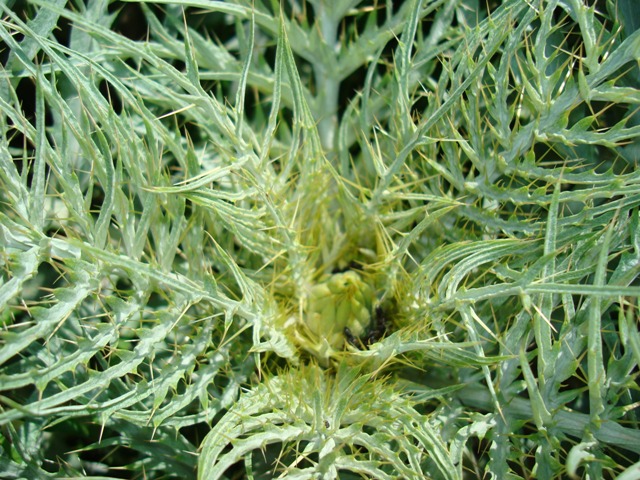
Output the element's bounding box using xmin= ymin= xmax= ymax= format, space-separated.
xmin=1 ymin=0 xmax=640 ymax=478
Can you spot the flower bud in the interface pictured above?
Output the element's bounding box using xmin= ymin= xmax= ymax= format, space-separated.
xmin=301 ymin=271 xmax=375 ymax=359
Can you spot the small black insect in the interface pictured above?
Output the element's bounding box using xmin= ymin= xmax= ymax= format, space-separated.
xmin=344 ymin=306 xmax=389 ymax=348
xmin=344 ymin=326 xmax=358 ymax=346
xmin=364 ymin=306 xmax=389 ymax=346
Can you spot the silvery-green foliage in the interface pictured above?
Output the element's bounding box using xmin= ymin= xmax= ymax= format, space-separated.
xmin=199 ymin=363 xmax=458 ymax=480
xmin=1 ymin=0 xmax=640 ymax=478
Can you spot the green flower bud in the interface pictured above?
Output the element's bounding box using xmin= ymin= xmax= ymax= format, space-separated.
xmin=300 ymin=271 xmax=375 ymax=362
